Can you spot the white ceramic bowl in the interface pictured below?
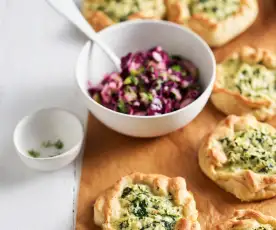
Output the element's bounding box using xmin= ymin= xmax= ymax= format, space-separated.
xmin=76 ymin=20 xmax=216 ymax=137
xmin=13 ymin=108 xmax=84 ymax=171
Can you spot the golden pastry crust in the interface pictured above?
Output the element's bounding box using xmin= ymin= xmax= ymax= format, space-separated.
xmin=82 ymin=0 xmax=166 ymax=32
xmin=165 ymin=0 xmax=191 ymax=25
xmin=165 ymin=0 xmax=258 ymax=47
xmin=198 ymin=115 xmax=276 ymax=201
xmin=212 ymin=46 xmax=276 ymax=121
xmin=215 ymin=209 xmax=276 ymax=229
xmin=94 ymin=172 xmax=200 ymax=229
xmin=83 ymin=10 xmax=114 ymax=32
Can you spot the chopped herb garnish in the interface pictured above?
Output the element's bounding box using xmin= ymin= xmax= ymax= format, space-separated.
xmin=124 ymin=76 xmax=139 ymax=85
xmin=42 ymin=140 xmax=53 ymax=148
xmin=28 ymin=149 xmax=40 ymax=158
xmin=117 ymin=100 xmax=127 ymax=113
xmin=55 ymin=140 xmax=64 ymax=149
xmin=171 ymin=65 xmax=181 ymax=72
xmin=27 ymin=139 xmax=63 ymax=158
xmin=42 ymin=139 xmax=64 ymax=150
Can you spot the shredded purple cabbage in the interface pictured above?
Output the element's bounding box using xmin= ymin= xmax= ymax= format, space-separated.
xmin=88 ymin=46 xmax=202 ymax=116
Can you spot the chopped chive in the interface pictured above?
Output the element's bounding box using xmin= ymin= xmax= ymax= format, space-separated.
xmin=54 ymin=140 xmax=64 ymax=150
xmin=28 ymin=150 xmax=40 ymax=158
xmin=117 ymin=100 xmax=127 ymax=113
xmin=124 ymin=76 xmax=133 ymax=85
xmin=42 ymin=140 xmax=53 ymax=148
xmin=171 ymin=65 xmax=181 ymax=72
xmin=41 ymin=139 xmax=64 ymax=150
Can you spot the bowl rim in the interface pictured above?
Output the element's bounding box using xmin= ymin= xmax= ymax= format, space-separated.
xmin=76 ymin=19 xmax=216 ymax=119
xmin=13 ymin=107 xmax=84 ymax=161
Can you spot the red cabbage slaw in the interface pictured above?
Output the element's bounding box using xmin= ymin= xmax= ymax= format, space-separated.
xmin=88 ymin=46 xmax=202 ymax=116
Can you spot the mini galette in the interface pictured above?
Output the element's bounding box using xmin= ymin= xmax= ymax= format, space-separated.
xmin=215 ymin=209 xmax=276 ymax=229
xmin=198 ymin=115 xmax=276 ymax=201
xmin=94 ymin=172 xmax=200 ymax=229
xmin=212 ymin=46 xmax=276 ymax=121
xmin=82 ymin=0 xmax=166 ymax=31
xmin=165 ymin=0 xmax=258 ymax=47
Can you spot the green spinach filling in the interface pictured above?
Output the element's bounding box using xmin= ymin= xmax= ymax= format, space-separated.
xmin=113 ymin=184 xmax=183 ymax=230
xmin=219 ymin=129 xmax=276 ymax=173
xmin=234 ymin=64 xmax=276 ymax=100
xmin=91 ymin=0 xmax=140 ymax=22
xmin=221 ymin=60 xmax=276 ymax=101
xmin=89 ymin=0 xmax=162 ymax=22
xmin=254 ymin=226 xmax=274 ymax=230
xmin=190 ymin=0 xmax=241 ymax=21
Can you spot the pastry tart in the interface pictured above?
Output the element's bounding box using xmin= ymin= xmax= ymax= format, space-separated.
xmin=199 ymin=115 xmax=276 ymax=201
xmin=212 ymin=46 xmax=276 ymax=121
xmin=94 ymin=172 xmax=200 ymax=229
xmin=82 ymin=0 xmax=166 ymax=31
xmin=215 ymin=209 xmax=276 ymax=229
xmin=165 ymin=0 xmax=258 ymax=47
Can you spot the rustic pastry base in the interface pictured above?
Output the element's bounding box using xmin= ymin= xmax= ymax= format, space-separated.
xmin=76 ymin=2 xmax=276 ymax=229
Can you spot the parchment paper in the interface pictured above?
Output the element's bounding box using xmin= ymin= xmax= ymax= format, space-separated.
xmin=76 ymin=2 xmax=276 ymax=229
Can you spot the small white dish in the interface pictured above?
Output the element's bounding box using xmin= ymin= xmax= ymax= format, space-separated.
xmin=13 ymin=108 xmax=84 ymax=171
xmin=76 ymin=20 xmax=216 ymax=138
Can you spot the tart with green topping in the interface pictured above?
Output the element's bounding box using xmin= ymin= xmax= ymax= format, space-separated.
xmin=215 ymin=209 xmax=276 ymax=230
xmin=198 ymin=115 xmax=276 ymax=201
xmin=165 ymin=0 xmax=258 ymax=47
xmin=82 ymin=0 xmax=166 ymax=31
xmin=94 ymin=172 xmax=200 ymax=229
xmin=212 ymin=46 xmax=276 ymax=121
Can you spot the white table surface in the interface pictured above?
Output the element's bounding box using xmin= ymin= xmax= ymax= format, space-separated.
xmin=0 ymin=0 xmax=88 ymax=229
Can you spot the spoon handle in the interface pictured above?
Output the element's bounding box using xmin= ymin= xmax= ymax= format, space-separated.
xmin=46 ymin=0 xmax=121 ymax=71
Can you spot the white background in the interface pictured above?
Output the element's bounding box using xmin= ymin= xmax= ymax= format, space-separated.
xmin=0 ymin=0 xmax=87 ymax=229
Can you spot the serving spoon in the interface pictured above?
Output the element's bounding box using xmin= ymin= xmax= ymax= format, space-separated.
xmin=46 ymin=0 xmax=122 ymax=71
